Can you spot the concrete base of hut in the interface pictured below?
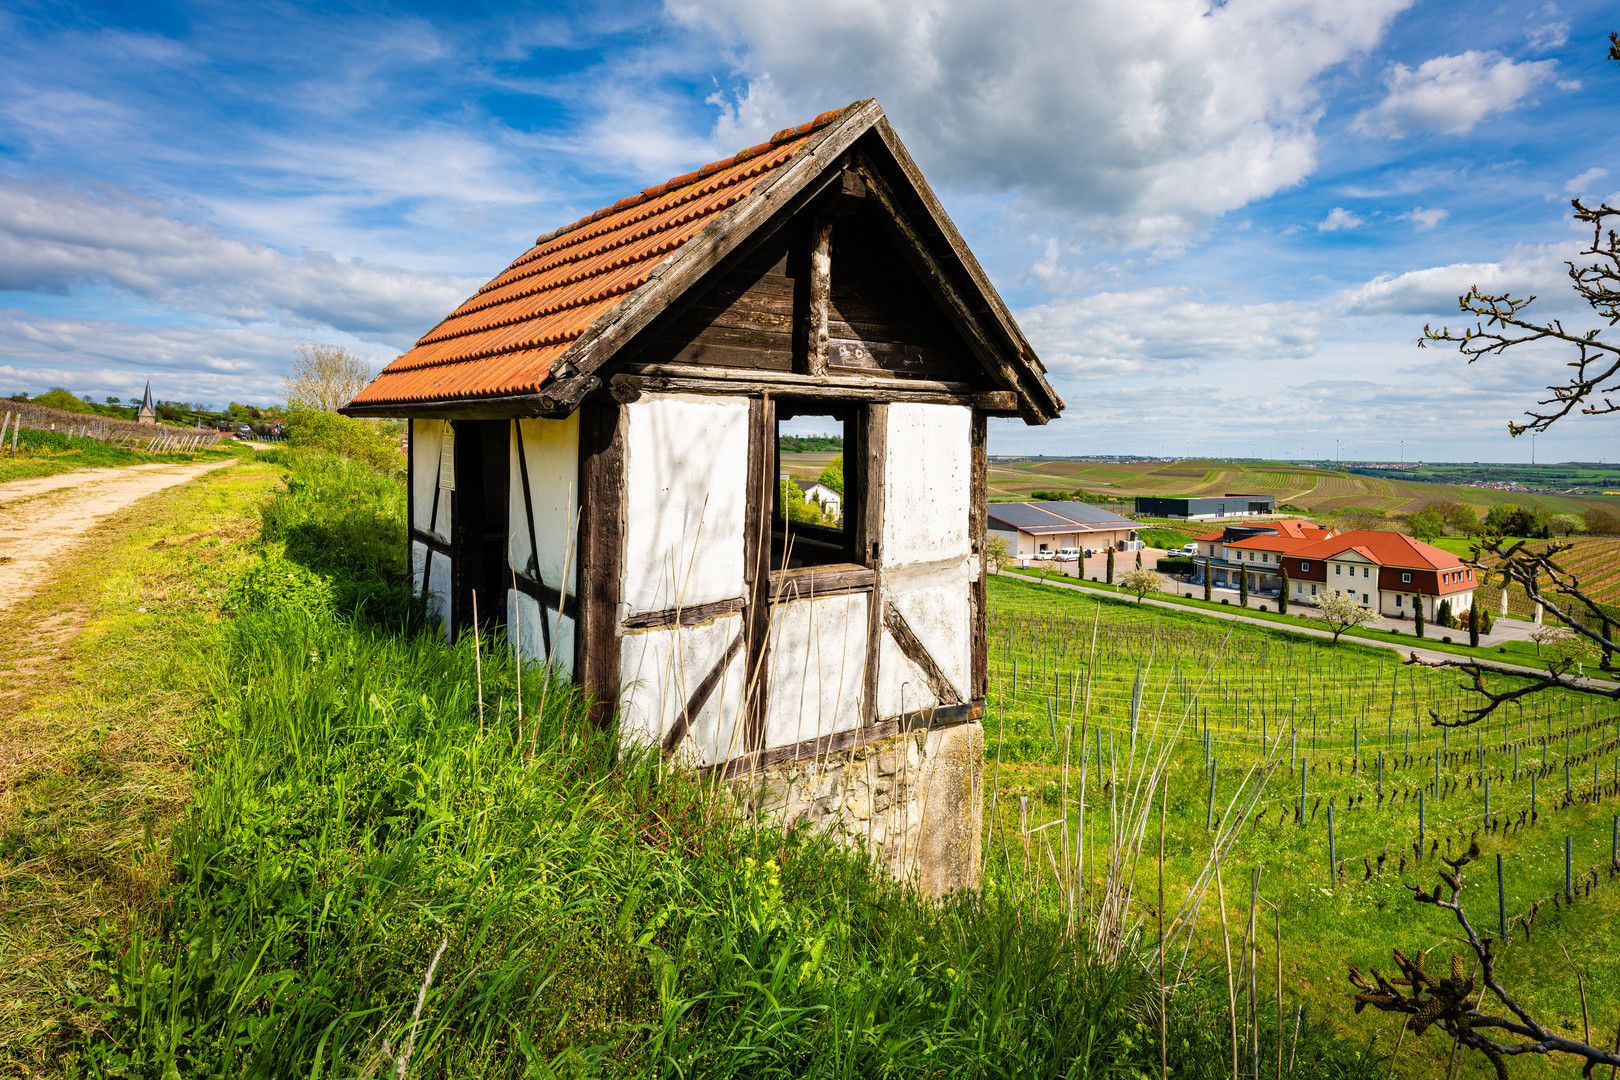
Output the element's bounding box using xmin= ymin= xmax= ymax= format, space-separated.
xmin=731 ymin=721 xmax=983 ymax=895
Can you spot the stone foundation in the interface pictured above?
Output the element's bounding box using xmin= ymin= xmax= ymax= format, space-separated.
xmin=730 ymin=721 xmax=983 ymax=895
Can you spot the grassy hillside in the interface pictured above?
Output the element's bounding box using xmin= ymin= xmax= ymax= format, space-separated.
xmin=980 ymin=458 xmax=1620 ymax=518
xmin=4 ymin=450 xmax=1382 ymax=1079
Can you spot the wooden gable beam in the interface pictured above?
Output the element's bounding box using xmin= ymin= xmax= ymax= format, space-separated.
xmin=535 ymin=102 xmax=887 ymax=415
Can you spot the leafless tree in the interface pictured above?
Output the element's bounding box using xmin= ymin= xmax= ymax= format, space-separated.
xmin=282 ymin=343 xmax=373 ymax=412
xmin=1349 ymin=843 xmax=1620 ymax=1078
xmin=1401 ymin=34 xmax=1620 ymax=726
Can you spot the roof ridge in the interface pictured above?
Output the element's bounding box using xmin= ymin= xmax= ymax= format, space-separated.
xmin=528 ymin=104 xmax=858 ymax=250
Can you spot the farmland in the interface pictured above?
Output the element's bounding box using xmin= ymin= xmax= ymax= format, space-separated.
xmin=1431 ymin=535 xmax=1620 ymax=611
xmin=976 ymin=457 xmax=1620 ymax=518
xmin=984 ymin=572 xmax=1620 ymax=1078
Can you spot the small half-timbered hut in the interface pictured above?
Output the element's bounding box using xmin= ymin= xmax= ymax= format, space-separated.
xmin=343 ymin=100 xmax=1062 ymax=889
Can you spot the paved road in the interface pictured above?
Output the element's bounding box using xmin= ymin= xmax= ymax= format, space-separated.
xmin=994 ymin=569 xmax=1619 ymax=692
xmin=0 ymin=460 xmax=236 ymax=611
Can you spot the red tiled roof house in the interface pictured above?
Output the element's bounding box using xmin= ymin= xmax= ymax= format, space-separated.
xmin=1276 ymin=531 xmax=1479 ymax=621
xmin=341 ymin=101 xmax=1062 ymax=892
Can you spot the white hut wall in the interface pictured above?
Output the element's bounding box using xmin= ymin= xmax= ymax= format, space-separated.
xmin=615 ymin=393 xmax=751 ymax=754
xmin=505 ymin=415 xmax=581 ymax=675
xmin=409 ymin=419 xmax=453 ymax=633
xmin=761 ymin=590 xmax=869 ymax=749
xmin=876 ymin=402 xmax=973 ymax=716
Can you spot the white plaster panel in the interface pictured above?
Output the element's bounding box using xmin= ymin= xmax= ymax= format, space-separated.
xmin=505 ymin=589 xmax=544 ymax=668
xmin=621 ymin=395 xmax=749 ymax=615
xmin=499 ymin=591 xmax=575 ymax=676
xmin=881 ymin=403 xmax=971 ymax=567
xmin=618 ymin=614 xmax=746 ymax=765
xmin=886 ymin=581 xmax=972 ymax=703
xmin=763 ymin=593 xmax=869 ymax=750
xmin=878 ymin=630 xmax=940 ymax=719
xmin=508 ymin=415 xmax=581 ymax=595
xmin=410 ymin=419 xmax=451 ymax=537
xmin=548 ymin=612 xmax=577 ymax=679
xmin=424 ymin=548 xmax=452 ymax=637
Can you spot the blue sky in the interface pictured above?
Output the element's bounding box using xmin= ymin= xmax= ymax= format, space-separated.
xmin=2 ymin=0 xmax=1617 ymax=462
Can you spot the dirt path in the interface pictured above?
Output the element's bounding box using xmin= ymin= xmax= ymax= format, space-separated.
xmin=0 ymin=460 xmax=235 ymax=612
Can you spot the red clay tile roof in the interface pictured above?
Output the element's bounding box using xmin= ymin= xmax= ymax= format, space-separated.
xmin=1192 ymin=520 xmax=1334 ymax=544
xmin=1289 ymin=530 xmax=1466 ymax=571
xmin=349 ymin=107 xmax=852 ymax=408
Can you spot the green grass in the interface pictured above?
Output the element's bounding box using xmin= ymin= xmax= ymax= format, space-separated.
xmin=1001 ymin=566 xmax=1566 ymax=667
xmin=4 ymin=449 xmax=1390 ymax=1079
xmin=0 ymin=427 xmax=242 ymax=483
xmin=984 ymin=573 xmax=1620 ymax=1079
xmin=1139 ymin=526 xmax=1194 ymax=549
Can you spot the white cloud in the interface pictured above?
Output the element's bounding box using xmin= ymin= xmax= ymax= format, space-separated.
xmin=1525 ymin=9 xmax=1568 ymax=53
xmin=1564 ymin=167 xmax=1609 ymax=194
xmin=1352 ymin=51 xmax=1557 ymax=137
xmin=0 ymin=176 xmax=476 ymax=347
xmin=1016 ymin=287 xmax=1320 ymax=380
xmin=1318 ymin=207 xmax=1364 ymax=232
xmin=1398 ymin=206 xmax=1448 ymax=231
xmin=670 ymin=0 xmax=1412 ymax=247
xmin=1339 ymin=248 xmax=1570 ymax=316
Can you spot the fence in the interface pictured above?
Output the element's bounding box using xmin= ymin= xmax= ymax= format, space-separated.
xmin=0 ymin=401 xmax=222 ymax=454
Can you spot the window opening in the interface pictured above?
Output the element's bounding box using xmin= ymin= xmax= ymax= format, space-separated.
xmin=772 ymin=409 xmax=855 ymax=571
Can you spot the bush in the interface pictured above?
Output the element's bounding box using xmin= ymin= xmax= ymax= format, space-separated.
xmin=284 ymin=407 xmax=402 ymax=473
xmin=1220 ymin=599 xmax=1229 ymax=605
xmin=1156 ymin=557 xmax=1194 ymax=575
xmin=30 ymin=388 xmax=97 ymax=414
xmin=1258 ymin=604 xmax=1268 ymax=611
xmin=1443 ymin=635 xmax=1453 ymax=643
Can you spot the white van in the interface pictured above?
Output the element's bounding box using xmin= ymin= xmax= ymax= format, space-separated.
xmin=1055 ymin=548 xmax=1082 ymax=561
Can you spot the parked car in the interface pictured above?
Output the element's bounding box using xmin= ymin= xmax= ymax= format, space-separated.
xmin=1055 ymin=548 xmax=1082 ymax=561
xmin=1182 ymin=543 xmax=1199 ymax=554
xmin=1031 ymin=549 xmax=1054 ymax=560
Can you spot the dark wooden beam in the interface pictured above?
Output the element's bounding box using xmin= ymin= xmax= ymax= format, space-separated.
xmin=865 ymin=119 xmax=1063 ymax=422
xmin=806 ymin=217 xmax=834 ymax=376
xmin=533 ymin=103 xmax=888 ymax=416
xmin=622 ymin=366 xmax=977 ymax=406
xmin=713 ymin=699 xmax=984 ymax=779
xmin=859 ymin=403 xmax=887 ymax=728
xmin=767 ymin=563 xmax=874 ymax=601
xmin=660 ymin=630 xmax=747 ymax=753
xmin=577 ymin=400 xmax=625 ymax=726
xmin=622 ymin=595 xmax=746 ymax=630
xmin=969 ymin=412 xmax=988 ymax=701
xmin=882 ymin=599 xmax=963 ymax=706
xmin=742 ymin=396 xmax=775 ymax=752
xmin=509 ymin=569 xmax=579 ymax=624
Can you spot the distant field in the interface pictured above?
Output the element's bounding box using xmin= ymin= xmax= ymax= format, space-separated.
xmin=979 ymin=458 xmax=1620 ymax=518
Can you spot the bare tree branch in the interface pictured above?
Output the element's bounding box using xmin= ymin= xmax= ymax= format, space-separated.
xmin=1349 ymin=846 xmax=1620 ymax=1077
xmin=1420 ymin=200 xmax=1620 ymax=436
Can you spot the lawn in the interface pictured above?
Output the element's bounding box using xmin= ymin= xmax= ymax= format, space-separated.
xmin=984 ymin=572 xmax=1620 ymax=1079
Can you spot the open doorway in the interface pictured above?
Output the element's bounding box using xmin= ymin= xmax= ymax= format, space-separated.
xmin=449 ymin=419 xmax=510 ymax=640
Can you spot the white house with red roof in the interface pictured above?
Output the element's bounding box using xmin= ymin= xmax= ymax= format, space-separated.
xmin=1194 ymin=522 xmax=1478 ymax=621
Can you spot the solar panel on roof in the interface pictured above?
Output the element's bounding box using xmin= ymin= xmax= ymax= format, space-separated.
xmin=1031 ymin=501 xmax=1136 ymax=525
xmin=986 ymin=504 xmax=1074 ymax=529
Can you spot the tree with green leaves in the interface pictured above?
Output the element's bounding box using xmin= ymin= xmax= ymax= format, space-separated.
xmin=1437 ymin=598 xmax=1452 ymax=629
xmin=1202 ymin=559 xmax=1212 ymax=602
xmin=1407 ymin=506 xmax=1445 ymax=543
xmin=1105 ymin=547 xmax=1114 ymax=584
xmin=1238 ymin=568 xmax=1248 ymax=608
xmin=818 ymin=455 xmax=844 ymax=496
xmin=1278 ymin=564 xmax=1290 ymax=614
xmin=1469 ymin=604 xmax=1480 ymax=649
xmin=1413 ymin=593 xmax=1425 ymax=638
